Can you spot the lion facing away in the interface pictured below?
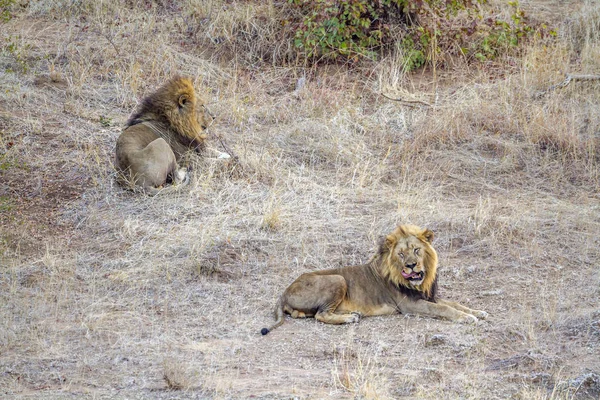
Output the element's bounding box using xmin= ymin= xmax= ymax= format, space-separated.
xmin=261 ymin=224 xmax=487 ymax=335
xmin=115 ymin=76 xmax=213 ymax=194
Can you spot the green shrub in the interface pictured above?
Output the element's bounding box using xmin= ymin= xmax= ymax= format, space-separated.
xmin=284 ymin=0 xmax=554 ymax=68
xmin=1 ymin=0 xmax=16 ymax=21
xmin=472 ymin=1 xmax=556 ymax=62
xmin=2 ymin=36 xmax=33 ymax=73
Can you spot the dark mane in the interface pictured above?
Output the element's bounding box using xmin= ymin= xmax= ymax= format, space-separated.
xmin=126 ymin=95 xmax=168 ymax=128
xmin=123 ymin=80 xmax=206 ymax=153
xmin=395 ymin=276 xmax=438 ymax=302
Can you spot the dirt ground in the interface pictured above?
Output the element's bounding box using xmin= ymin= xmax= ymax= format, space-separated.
xmin=1 ymin=1 xmax=599 ymax=399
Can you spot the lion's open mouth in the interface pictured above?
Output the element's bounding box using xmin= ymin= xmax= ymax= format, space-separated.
xmin=401 ymin=270 xmax=424 ymax=281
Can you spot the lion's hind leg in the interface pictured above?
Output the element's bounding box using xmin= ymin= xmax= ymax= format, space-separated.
xmin=129 ymin=138 xmax=177 ymax=190
xmin=283 ymin=274 xmax=359 ymax=325
xmin=131 ymin=138 xmax=189 ymax=195
xmin=315 ymin=309 xmax=360 ymax=325
xmin=436 ymin=299 xmax=488 ymax=320
xmin=290 ymin=309 xmax=307 ymax=319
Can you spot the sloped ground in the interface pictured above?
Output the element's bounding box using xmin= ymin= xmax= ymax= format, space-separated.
xmin=1 ymin=1 xmax=599 ymax=399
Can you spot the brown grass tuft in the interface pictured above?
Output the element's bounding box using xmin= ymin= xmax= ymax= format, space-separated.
xmin=163 ymin=359 xmax=194 ymax=391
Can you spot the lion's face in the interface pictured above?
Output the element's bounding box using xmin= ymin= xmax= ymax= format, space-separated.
xmin=184 ymin=100 xmax=213 ymax=153
xmin=197 ymin=103 xmax=215 ymax=132
xmin=393 ymin=235 xmax=429 ymax=286
xmin=381 ymin=225 xmax=438 ymax=295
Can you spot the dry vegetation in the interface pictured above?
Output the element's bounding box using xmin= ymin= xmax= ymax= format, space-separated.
xmin=1 ymin=0 xmax=599 ymax=398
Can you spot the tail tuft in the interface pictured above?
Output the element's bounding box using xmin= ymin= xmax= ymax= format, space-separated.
xmin=261 ymin=296 xmax=284 ymax=336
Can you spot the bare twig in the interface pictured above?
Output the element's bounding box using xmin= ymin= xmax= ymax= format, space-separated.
xmin=380 ymin=92 xmax=432 ymax=107
xmin=535 ymin=73 xmax=600 ymax=98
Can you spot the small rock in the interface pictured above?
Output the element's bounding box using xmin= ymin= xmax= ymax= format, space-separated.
xmin=530 ymin=372 xmax=552 ymax=384
xmin=480 ymin=289 xmax=504 ymax=296
xmin=426 ymin=334 xmax=450 ymax=347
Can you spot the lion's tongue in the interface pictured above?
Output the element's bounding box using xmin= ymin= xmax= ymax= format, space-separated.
xmin=402 ymin=271 xmax=417 ymax=279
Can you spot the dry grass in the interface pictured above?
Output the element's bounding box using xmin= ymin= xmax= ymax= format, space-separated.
xmin=1 ymin=0 xmax=599 ymax=398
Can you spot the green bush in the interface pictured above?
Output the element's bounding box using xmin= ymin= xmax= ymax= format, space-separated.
xmin=285 ymin=0 xmax=554 ymax=68
xmin=472 ymin=1 xmax=556 ymax=62
xmin=1 ymin=0 xmax=16 ymax=21
xmin=287 ymin=0 xmax=393 ymax=61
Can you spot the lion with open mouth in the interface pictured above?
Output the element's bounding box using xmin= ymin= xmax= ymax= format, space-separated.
xmin=261 ymin=224 xmax=487 ymax=335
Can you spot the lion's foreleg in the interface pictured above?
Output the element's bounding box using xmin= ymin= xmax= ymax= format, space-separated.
xmin=399 ymin=299 xmax=478 ymax=323
xmin=436 ymin=298 xmax=488 ymax=320
xmin=205 ymin=146 xmax=231 ymax=160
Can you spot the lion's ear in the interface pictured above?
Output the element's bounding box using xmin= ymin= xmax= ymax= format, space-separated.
xmin=421 ymin=229 xmax=434 ymax=243
xmin=178 ymin=94 xmax=189 ymax=108
xmin=384 ymin=234 xmax=397 ymax=250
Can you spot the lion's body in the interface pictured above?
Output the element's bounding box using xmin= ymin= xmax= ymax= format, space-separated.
xmin=261 ymin=225 xmax=487 ymax=334
xmin=115 ymin=76 xmax=212 ymax=194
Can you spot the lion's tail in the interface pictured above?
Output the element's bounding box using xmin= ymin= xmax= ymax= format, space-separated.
xmin=260 ymin=297 xmax=285 ymax=336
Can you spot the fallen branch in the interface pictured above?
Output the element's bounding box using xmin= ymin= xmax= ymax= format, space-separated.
xmin=380 ymin=92 xmax=433 ymax=108
xmin=535 ymin=73 xmax=600 ymax=98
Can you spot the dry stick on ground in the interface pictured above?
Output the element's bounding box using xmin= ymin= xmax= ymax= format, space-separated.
xmin=534 ymin=73 xmax=600 ymax=98
xmin=380 ymin=92 xmax=433 ymax=108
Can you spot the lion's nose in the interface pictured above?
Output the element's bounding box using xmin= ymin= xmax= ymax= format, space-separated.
xmin=406 ymin=262 xmax=416 ymax=269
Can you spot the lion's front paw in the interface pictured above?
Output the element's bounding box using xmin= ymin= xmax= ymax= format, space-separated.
xmin=174 ymin=168 xmax=190 ymax=185
xmin=457 ymin=313 xmax=478 ymax=324
xmin=473 ymin=310 xmax=488 ymax=320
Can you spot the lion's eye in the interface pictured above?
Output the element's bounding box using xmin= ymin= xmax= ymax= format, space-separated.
xmin=414 ymin=248 xmax=420 ymax=255
xmin=399 ymin=252 xmax=405 ymax=259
